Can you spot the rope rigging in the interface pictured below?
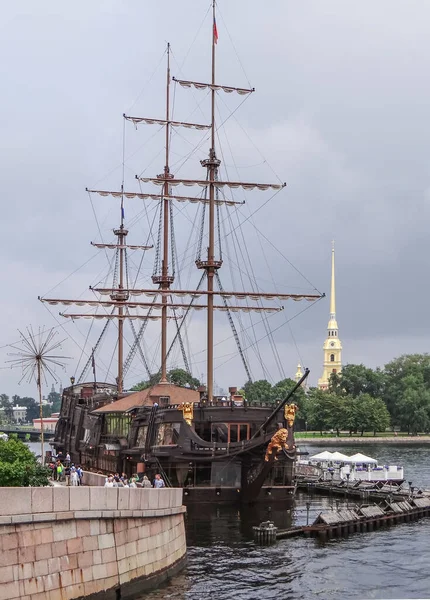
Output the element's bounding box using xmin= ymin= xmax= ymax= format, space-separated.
xmin=122 ymin=299 xmax=157 ymax=378
xmin=164 ymin=272 xmax=206 ymax=365
xmin=172 ymin=306 xmax=191 ymax=375
xmin=125 ymin=308 xmax=152 ymax=380
xmin=153 ymin=201 xmax=163 ymax=277
xmin=77 ymin=316 xmax=112 ymax=384
xmin=169 ymin=199 xmax=176 ymax=278
xmin=215 ymin=271 xmax=252 ymax=382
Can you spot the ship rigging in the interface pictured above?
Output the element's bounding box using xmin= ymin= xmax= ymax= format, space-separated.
xmin=40 ymin=1 xmax=322 ymax=396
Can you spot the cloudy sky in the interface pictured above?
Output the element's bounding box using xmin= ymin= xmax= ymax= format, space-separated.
xmin=1 ymin=0 xmax=430 ymax=398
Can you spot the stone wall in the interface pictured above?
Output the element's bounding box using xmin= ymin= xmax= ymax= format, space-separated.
xmin=0 ymin=487 xmax=186 ymax=600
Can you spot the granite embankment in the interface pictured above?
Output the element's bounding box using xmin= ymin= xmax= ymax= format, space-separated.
xmin=297 ymin=436 xmax=430 ymax=445
xmin=0 ymin=486 xmax=186 ymax=600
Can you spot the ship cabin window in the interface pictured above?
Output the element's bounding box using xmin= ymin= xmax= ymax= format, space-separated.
xmin=228 ymin=423 xmax=250 ymax=443
xmin=156 ymin=423 xmax=181 ymax=446
xmin=211 ymin=423 xmax=228 ymax=443
xmin=330 ymin=354 xmax=335 ymax=362
xmin=158 ymin=396 xmax=170 ymax=407
xmin=210 ymin=423 xmax=251 ymax=444
xmin=194 ymin=422 xmax=211 ymax=442
xmin=137 ymin=426 xmax=148 ymax=447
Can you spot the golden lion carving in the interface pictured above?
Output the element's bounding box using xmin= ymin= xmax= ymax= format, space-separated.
xmin=284 ymin=403 xmax=298 ymax=428
xmin=265 ymin=428 xmax=289 ymax=462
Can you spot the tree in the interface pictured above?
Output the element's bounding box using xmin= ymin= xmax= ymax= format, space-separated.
xmin=48 ymin=391 xmax=62 ymax=413
xmin=167 ymin=369 xmax=200 ymax=390
xmin=344 ymin=394 xmax=390 ymax=436
xmin=0 ymin=437 xmax=50 ymax=487
xmin=131 ymin=373 xmax=160 ymax=391
xmin=243 ymin=380 xmax=273 ymax=403
xmin=0 ymin=394 xmax=14 ymax=423
xmin=383 ymin=355 xmax=430 ymax=430
xmin=329 ymin=364 xmax=385 ymax=398
xmin=131 ymin=369 xmax=201 ymax=392
xmin=393 ymin=383 xmax=430 ymax=434
xmin=306 ymin=388 xmax=346 ymax=434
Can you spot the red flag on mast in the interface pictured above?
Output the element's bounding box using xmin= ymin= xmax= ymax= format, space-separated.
xmin=213 ymin=17 xmax=218 ymax=44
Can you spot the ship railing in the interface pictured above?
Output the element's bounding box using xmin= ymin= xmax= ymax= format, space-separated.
xmin=151 ymin=401 xmax=275 ymax=411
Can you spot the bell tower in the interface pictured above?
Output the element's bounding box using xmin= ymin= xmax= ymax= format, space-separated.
xmin=318 ymin=241 xmax=342 ymax=389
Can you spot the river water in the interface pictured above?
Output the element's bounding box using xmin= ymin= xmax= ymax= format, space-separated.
xmin=29 ymin=442 xmax=430 ymax=599
xmin=139 ymin=444 xmax=430 ymax=600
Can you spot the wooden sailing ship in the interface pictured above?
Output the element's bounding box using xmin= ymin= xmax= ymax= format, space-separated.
xmin=44 ymin=1 xmax=322 ymax=504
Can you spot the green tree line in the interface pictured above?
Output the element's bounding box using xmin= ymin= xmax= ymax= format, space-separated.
xmin=243 ymin=354 xmax=430 ymax=436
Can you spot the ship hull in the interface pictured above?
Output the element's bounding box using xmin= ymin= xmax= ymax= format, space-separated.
xmin=52 ymin=383 xmax=298 ymax=505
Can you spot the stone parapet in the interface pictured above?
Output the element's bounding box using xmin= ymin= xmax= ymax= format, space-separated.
xmin=0 ymin=486 xmax=183 ymax=517
xmin=0 ymin=487 xmax=186 ymax=600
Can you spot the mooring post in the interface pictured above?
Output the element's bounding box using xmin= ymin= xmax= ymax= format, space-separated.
xmin=253 ymin=521 xmax=278 ymax=545
xmin=306 ymin=501 xmax=311 ymax=526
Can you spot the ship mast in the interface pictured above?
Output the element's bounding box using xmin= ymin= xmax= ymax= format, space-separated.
xmin=156 ymin=43 xmax=174 ymax=383
xmin=40 ymin=8 xmax=324 ymax=394
xmin=206 ymin=0 xmax=218 ymax=402
xmin=117 ymin=198 xmax=126 ymax=393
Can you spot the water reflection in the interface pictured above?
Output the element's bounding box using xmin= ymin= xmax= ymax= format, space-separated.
xmin=138 ymin=446 xmax=430 ymax=600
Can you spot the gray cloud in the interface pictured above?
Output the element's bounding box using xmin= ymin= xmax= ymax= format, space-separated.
xmin=1 ymin=1 xmax=430 ymax=397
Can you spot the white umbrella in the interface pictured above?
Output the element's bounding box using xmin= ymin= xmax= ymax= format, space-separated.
xmin=309 ymin=451 xmax=334 ymax=461
xmin=349 ymin=452 xmax=377 ymax=464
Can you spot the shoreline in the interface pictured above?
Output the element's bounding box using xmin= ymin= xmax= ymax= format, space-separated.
xmin=295 ymin=436 xmax=430 ymax=446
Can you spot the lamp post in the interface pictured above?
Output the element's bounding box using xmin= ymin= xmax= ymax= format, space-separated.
xmin=346 ymin=473 xmax=350 ymax=509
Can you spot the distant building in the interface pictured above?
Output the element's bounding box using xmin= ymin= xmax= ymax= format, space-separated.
xmin=295 ymin=363 xmax=303 ymax=383
xmin=0 ymin=405 xmax=27 ymax=423
xmin=318 ymin=242 xmax=342 ymax=390
xmin=12 ymin=405 xmax=27 ymax=423
xmin=33 ymin=413 xmax=60 ymax=432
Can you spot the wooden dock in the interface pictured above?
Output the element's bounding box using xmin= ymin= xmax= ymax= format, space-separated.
xmin=253 ymin=496 xmax=430 ymax=544
xmin=296 ymin=479 xmax=419 ymax=503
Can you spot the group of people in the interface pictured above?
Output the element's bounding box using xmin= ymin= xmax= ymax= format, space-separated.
xmin=104 ymin=472 xmax=165 ymax=488
xmin=48 ymin=452 xmax=84 ymax=486
xmin=49 ymin=451 xmax=167 ymax=489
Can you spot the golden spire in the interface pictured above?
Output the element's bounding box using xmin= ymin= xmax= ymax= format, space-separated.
xmin=328 ymin=240 xmax=338 ymax=330
xmin=318 ymin=240 xmax=342 ymax=389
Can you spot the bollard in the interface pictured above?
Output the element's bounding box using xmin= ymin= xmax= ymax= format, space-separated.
xmin=318 ymin=529 xmax=327 ymax=541
xmin=253 ymin=521 xmax=278 ymax=545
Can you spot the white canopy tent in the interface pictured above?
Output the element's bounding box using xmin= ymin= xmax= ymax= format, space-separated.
xmin=309 ymin=451 xmax=334 ymax=462
xmin=348 ymin=453 xmax=378 ymax=465
xmin=330 ymin=451 xmax=350 ymax=462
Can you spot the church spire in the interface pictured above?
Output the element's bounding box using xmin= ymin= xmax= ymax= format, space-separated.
xmin=318 ymin=241 xmax=342 ymax=390
xmin=328 ymin=241 xmax=338 ymax=331
xmin=330 ymin=241 xmax=336 ymax=316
